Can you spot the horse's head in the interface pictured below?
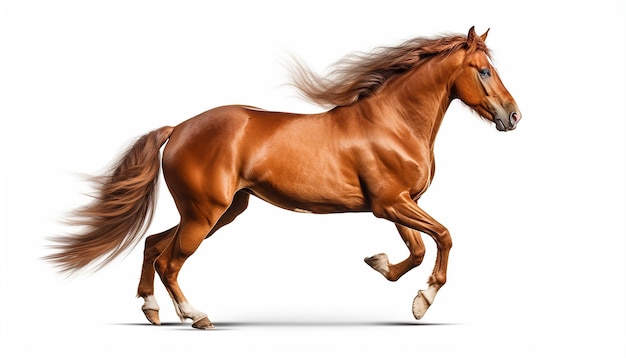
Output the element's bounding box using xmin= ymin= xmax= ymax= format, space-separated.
xmin=452 ymin=27 xmax=521 ymax=132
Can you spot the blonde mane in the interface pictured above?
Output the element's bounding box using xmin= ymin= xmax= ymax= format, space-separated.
xmin=291 ymin=33 xmax=490 ymax=107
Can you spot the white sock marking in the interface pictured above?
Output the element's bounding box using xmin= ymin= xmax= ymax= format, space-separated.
xmin=142 ymin=295 xmax=159 ymax=311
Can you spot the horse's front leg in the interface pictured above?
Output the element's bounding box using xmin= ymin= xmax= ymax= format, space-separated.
xmin=372 ymin=192 xmax=452 ymax=320
xmin=365 ymin=224 xmax=426 ymax=281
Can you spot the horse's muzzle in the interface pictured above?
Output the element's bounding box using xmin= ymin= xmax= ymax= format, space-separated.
xmin=496 ymin=111 xmax=521 ymax=132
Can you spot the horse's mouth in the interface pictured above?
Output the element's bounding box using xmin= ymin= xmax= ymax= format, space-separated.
xmin=495 ymin=118 xmax=517 ymax=132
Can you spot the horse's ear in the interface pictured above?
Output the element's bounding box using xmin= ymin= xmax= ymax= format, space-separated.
xmin=480 ymin=28 xmax=490 ymax=42
xmin=467 ymin=26 xmax=488 ymax=49
xmin=467 ymin=26 xmax=478 ymax=47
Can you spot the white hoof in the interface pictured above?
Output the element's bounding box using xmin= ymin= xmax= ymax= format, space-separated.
xmin=192 ymin=316 xmax=214 ymax=330
xmin=412 ymin=286 xmax=439 ymax=320
xmin=364 ymin=253 xmax=390 ymax=276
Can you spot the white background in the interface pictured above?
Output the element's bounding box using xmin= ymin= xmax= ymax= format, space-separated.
xmin=1 ymin=0 xmax=624 ymax=356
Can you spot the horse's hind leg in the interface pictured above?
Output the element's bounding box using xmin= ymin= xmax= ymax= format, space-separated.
xmin=154 ymin=216 xmax=215 ymax=329
xmin=137 ymin=226 xmax=177 ymax=325
xmin=365 ymin=224 xmax=426 ymax=281
xmin=138 ymin=191 xmax=249 ymax=327
xmin=152 ymin=192 xmax=251 ymax=329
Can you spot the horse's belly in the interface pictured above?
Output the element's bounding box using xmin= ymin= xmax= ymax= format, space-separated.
xmin=245 ymin=175 xmax=368 ymax=214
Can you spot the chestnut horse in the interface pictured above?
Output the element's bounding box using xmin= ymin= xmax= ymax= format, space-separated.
xmin=47 ymin=27 xmax=520 ymax=329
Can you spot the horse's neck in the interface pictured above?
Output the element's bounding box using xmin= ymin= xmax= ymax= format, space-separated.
xmin=374 ymin=55 xmax=461 ymax=145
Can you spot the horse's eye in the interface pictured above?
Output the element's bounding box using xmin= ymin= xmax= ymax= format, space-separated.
xmin=478 ymin=68 xmax=491 ymax=79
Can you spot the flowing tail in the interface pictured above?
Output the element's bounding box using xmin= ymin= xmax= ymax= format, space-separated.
xmin=46 ymin=126 xmax=175 ymax=274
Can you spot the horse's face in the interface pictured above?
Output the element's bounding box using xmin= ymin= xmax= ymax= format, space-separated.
xmin=453 ymin=28 xmax=521 ymax=132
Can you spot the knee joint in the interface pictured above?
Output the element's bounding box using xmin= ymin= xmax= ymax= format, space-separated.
xmin=434 ymin=228 xmax=452 ymax=251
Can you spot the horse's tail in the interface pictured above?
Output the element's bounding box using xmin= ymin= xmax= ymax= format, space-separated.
xmin=46 ymin=125 xmax=175 ymax=274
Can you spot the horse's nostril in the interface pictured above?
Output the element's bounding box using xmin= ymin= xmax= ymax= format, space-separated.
xmin=510 ymin=111 xmax=520 ymax=123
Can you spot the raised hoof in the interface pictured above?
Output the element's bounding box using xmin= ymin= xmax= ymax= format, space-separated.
xmin=142 ymin=309 xmax=161 ymax=326
xmin=364 ymin=253 xmax=390 ymax=276
xmin=191 ymin=317 xmax=214 ymax=330
xmin=412 ymin=290 xmax=434 ymax=320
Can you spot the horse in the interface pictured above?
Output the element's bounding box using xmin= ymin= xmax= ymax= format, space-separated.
xmin=46 ymin=27 xmax=521 ymax=329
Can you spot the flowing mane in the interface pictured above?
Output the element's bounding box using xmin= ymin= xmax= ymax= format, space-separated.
xmin=291 ymin=33 xmax=491 ymax=107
